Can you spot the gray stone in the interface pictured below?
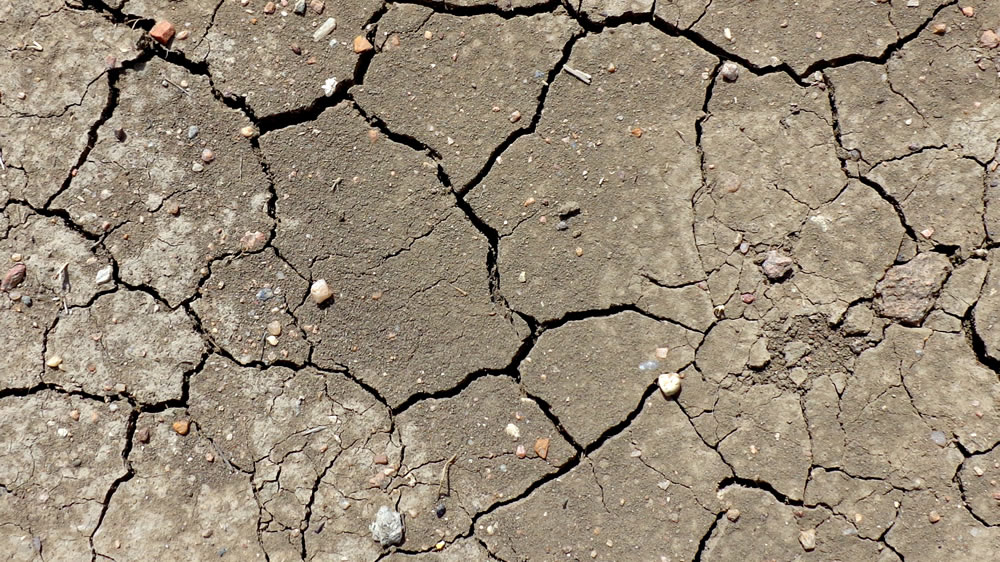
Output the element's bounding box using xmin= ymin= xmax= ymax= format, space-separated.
xmin=370 ymin=505 xmax=403 ymax=547
xmin=762 ymin=250 xmax=794 ymax=281
xmin=875 ymin=252 xmax=952 ymax=325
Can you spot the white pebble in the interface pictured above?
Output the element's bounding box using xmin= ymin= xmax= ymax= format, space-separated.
xmin=95 ymin=265 xmax=113 ymax=285
xmin=313 ymin=17 xmax=337 ymax=41
xmin=505 ymin=423 xmax=520 ymax=440
xmin=657 ymin=373 xmax=681 ymax=398
xmin=310 ymin=279 xmax=333 ymax=304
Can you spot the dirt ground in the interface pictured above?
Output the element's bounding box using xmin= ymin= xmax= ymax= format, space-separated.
xmin=2 ymin=0 xmax=1000 ymax=560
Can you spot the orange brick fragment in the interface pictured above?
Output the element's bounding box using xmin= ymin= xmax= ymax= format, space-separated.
xmin=150 ymin=21 xmax=175 ymax=45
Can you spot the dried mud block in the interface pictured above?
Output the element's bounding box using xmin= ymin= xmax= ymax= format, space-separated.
xmin=704 ymin=486 xmax=898 ymax=561
xmin=867 ymin=150 xmax=985 ymax=251
xmin=697 ymin=73 xmax=844 ymax=255
xmin=580 ymin=0 xmax=655 ymax=23
xmin=804 ymin=467 xmax=903 ymax=540
xmin=654 ymin=0 xmax=711 ymax=29
xmin=838 ymin=326 xmax=967 ymax=488
xmin=188 ymin=357 xmax=398 ymax=558
xmin=958 ymin=447 xmax=1000 ymax=526
xmin=261 ymin=101 xmax=525 ymax=407
xmin=51 ymin=58 xmax=272 ymax=307
xmin=695 ymin=318 xmax=761 ymax=383
xmin=202 ymin=0 xmax=383 ymax=116
xmin=884 ymin=4 xmax=1000 ymax=163
xmin=690 ymin=0 xmax=952 ymax=75
xmin=45 ymin=290 xmax=205 ymax=403
xmin=972 ymin=250 xmax=1000 ymax=361
xmin=355 ymin=5 xmax=577 ymax=189
xmin=885 ymin=487 xmax=1000 ymax=560
xmin=92 ymin=409 xmax=266 ymax=560
xmin=479 ymin=396 xmax=729 ymax=561
xmin=468 ymin=25 xmax=714 ymax=321
xmin=522 ymin=311 xmax=700 ymax=447
xmin=692 ymin=382 xmax=811 ymax=501
xmin=937 ymin=257 xmax=987 ymax=317
xmin=0 ymin=392 xmax=129 ymax=560
xmin=0 ymin=3 xmax=141 ymax=206
xmin=792 ymin=181 xmax=906 ymax=321
xmin=0 ymin=208 xmax=114 ymax=390
xmin=394 ymin=377 xmax=573 ymax=549
xmin=191 ymin=249 xmax=310 ymax=365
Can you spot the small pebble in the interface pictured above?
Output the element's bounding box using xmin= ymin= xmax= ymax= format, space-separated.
xmin=136 ymin=427 xmax=151 ymax=444
xmin=657 ymin=373 xmax=681 ymax=398
xmin=257 ymin=288 xmax=275 ymax=301
xmin=293 ymin=0 xmax=307 ymax=15
xmin=187 ymin=125 xmax=199 ymax=139
xmin=575 ymin=247 xmax=583 ymax=257
xmin=424 ymin=30 xmax=434 ymax=40
xmin=114 ymin=383 xmax=127 ymax=394
xmin=373 ymin=453 xmax=389 ymax=465
xmin=114 ymin=127 xmax=127 ymax=142
xmin=266 ymin=335 xmax=279 ymax=346
xmin=176 ymin=30 xmax=189 ymax=40
xmin=263 ymin=1 xmax=276 ymax=14
xmin=313 ymin=18 xmax=337 ymax=41
xmin=555 ymin=221 xmax=568 ymax=231
xmin=192 ymin=162 xmax=204 ymax=172
xmin=981 ymin=30 xmax=1000 ymax=49
xmin=906 ymin=0 xmax=918 ymax=5
xmin=150 ymin=20 xmax=175 ymax=45
xmin=310 ymin=279 xmax=333 ymax=304
xmin=762 ymin=250 xmax=794 ymax=281
xmin=240 ymin=125 xmax=258 ymax=138
xmin=720 ymin=61 xmax=740 ymax=82
xmin=726 ymin=508 xmax=741 ymax=522
xmin=172 ymin=420 xmax=191 ymax=436
xmin=509 ymin=110 xmax=521 ymax=123
xmin=69 ymin=409 xmax=80 ymax=421
xmin=920 ymin=227 xmax=935 ymax=239
xmin=267 ymin=320 xmax=282 ymax=336
xmin=505 ymin=423 xmax=520 ymax=439
xmin=931 ymin=23 xmax=948 ymax=35
xmin=310 ymin=0 xmax=325 ymax=14
xmin=516 ymin=444 xmax=527 ymax=458
xmin=930 ymin=430 xmax=948 ymax=447
xmin=630 ymin=127 xmax=643 ymax=138
xmin=741 ymin=293 xmax=755 ymax=304
xmin=10 ymin=254 xmax=22 ymax=262
xmin=534 ymin=437 xmax=550 ymax=460
xmin=291 ymin=43 xmax=302 ymax=55
xmin=799 ymin=529 xmax=816 ymax=551
xmin=205 ymin=453 xmax=215 ymax=462
xmin=434 ymin=503 xmax=446 ymax=518
xmin=961 ymin=6 xmax=974 ymax=17
xmin=46 ymin=355 xmax=63 ymax=369
xmin=201 ymin=148 xmax=215 ymax=163
xmin=2 ymin=263 xmax=27 ymax=291
xmin=928 ymin=510 xmax=941 ymax=523
xmin=370 ymin=506 xmax=404 ymax=547
xmin=167 ymin=203 xmax=181 ymax=216
xmin=57 ymin=428 xmax=69 ymax=438
xmin=353 ymin=36 xmax=373 ymax=53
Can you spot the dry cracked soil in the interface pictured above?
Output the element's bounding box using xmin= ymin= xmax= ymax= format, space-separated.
xmin=2 ymin=0 xmax=1000 ymax=560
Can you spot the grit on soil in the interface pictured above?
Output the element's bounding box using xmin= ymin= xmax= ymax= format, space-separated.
xmin=2 ymin=0 xmax=1000 ymax=561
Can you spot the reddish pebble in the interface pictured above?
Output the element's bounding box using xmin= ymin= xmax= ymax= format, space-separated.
xmin=172 ymin=420 xmax=190 ymax=436
xmin=263 ymin=1 xmax=276 ymax=13
xmin=516 ymin=445 xmax=527 ymax=458
xmin=373 ymin=453 xmax=389 ymax=465
xmin=533 ymin=437 xmax=550 ymax=460
xmin=741 ymin=293 xmax=755 ymax=304
xmin=150 ymin=21 xmax=176 ymax=45
xmin=353 ymin=36 xmax=373 ymax=53
xmin=961 ymin=6 xmax=974 ymax=17
xmin=1 ymin=263 xmax=26 ymax=292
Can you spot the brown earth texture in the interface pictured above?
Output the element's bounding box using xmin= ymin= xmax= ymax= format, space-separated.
xmin=2 ymin=0 xmax=1000 ymax=560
